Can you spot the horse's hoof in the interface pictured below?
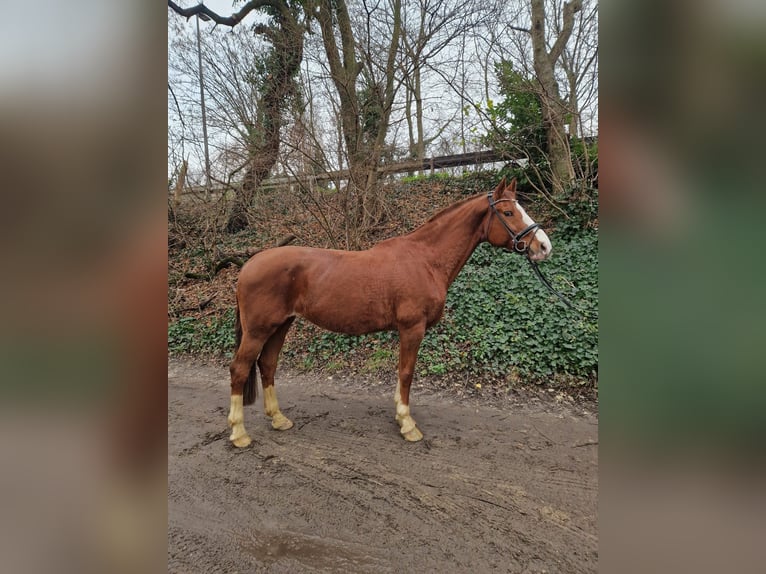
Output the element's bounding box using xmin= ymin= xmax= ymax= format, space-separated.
xmin=402 ymin=426 xmax=423 ymax=442
xmin=230 ymin=433 xmax=252 ymax=448
xmin=271 ymin=413 xmax=294 ymax=431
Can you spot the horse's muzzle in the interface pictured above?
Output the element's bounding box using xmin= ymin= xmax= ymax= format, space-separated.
xmin=528 ymin=230 xmax=552 ymax=261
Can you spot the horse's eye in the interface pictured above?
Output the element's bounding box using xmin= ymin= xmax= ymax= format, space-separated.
xmin=503 ymin=210 xmax=513 ymax=217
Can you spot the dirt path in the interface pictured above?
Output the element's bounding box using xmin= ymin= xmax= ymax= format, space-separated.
xmin=168 ymin=358 xmax=597 ymax=573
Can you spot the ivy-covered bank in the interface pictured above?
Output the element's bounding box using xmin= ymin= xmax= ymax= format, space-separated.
xmin=169 ymin=213 xmax=597 ymax=387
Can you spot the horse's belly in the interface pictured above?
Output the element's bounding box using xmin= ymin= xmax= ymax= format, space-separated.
xmin=296 ymin=284 xmax=393 ymax=335
xmin=298 ymin=303 xmax=392 ymax=335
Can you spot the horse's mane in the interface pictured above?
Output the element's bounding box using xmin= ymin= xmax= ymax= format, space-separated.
xmin=372 ymin=193 xmax=484 ymax=247
xmin=420 ymin=193 xmax=483 ymax=225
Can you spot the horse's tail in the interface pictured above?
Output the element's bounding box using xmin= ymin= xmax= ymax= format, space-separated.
xmin=234 ymin=298 xmax=258 ymax=405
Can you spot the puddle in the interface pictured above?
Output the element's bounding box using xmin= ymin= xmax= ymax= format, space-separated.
xmin=241 ymin=528 xmax=387 ymax=572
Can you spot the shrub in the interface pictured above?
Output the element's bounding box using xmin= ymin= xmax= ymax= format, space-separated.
xmin=168 ymin=308 xmax=236 ymax=356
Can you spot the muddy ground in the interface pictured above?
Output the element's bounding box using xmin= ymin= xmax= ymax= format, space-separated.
xmin=168 ymin=358 xmax=597 ymax=573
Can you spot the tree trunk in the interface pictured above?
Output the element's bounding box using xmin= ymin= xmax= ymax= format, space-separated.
xmin=544 ymin=100 xmax=575 ymax=195
xmin=225 ymin=4 xmax=304 ymax=233
xmin=316 ymin=0 xmax=401 ymax=245
xmin=405 ymin=78 xmax=416 ymax=163
xmin=414 ymin=62 xmax=425 ymax=170
xmin=566 ymin=67 xmax=579 ymax=139
xmin=227 ymin=141 xmax=280 ymax=233
xmin=173 ymin=159 xmax=187 ymax=208
xmin=530 ymin=0 xmax=581 ymax=196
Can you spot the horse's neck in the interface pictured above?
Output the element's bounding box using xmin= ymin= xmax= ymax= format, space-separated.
xmin=405 ymin=196 xmax=487 ymax=287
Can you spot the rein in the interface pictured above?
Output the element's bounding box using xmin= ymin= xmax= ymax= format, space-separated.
xmin=487 ymin=192 xmax=597 ymax=321
xmin=524 ymin=256 xmax=598 ymax=320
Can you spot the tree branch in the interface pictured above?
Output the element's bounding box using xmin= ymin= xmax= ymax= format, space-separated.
xmin=167 ymin=82 xmax=186 ymax=133
xmin=550 ymin=0 xmax=583 ymax=63
xmin=168 ymin=0 xmax=272 ymax=27
xmin=509 ymin=25 xmax=530 ymax=34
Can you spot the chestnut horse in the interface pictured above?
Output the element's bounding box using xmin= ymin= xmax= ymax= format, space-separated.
xmin=228 ymin=177 xmax=552 ymax=447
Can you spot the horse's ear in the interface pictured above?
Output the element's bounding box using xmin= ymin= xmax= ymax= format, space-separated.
xmin=505 ymin=177 xmax=517 ymax=199
xmin=493 ymin=177 xmax=507 ymax=201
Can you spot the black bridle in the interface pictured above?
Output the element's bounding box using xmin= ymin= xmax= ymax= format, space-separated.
xmin=486 ymin=191 xmax=541 ymax=254
xmin=487 ymin=192 xmax=597 ymax=320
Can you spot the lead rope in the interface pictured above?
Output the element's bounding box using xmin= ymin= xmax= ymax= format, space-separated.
xmin=525 ymin=255 xmax=598 ymax=320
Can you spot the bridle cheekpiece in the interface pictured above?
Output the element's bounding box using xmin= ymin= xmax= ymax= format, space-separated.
xmin=486 ymin=191 xmax=541 ymax=254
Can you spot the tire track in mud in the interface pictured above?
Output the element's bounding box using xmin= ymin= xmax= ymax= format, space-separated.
xmin=283 ymin=413 xmax=595 ymax=558
xmin=168 ymin=358 xmax=598 ymax=573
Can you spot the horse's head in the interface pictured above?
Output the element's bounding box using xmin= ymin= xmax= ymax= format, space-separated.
xmin=486 ymin=177 xmax=552 ymax=262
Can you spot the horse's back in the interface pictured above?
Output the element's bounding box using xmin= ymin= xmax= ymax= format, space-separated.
xmin=240 ymin=245 xmax=365 ymax=287
xmin=238 ymin=245 xmax=333 ymax=301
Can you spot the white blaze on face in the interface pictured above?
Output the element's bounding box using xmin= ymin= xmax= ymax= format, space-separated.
xmin=516 ymin=201 xmax=552 ymax=257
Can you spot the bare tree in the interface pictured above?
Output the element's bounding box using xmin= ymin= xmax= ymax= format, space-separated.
xmin=313 ymin=0 xmax=403 ymax=240
xmin=559 ymin=0 xmax=598 ymax=138
xmin=167 ymin=0 xmax=597 ymax=238
xmin=529 ymin=0 xmax=582 ymax=195
xmin=398 ymin=0 xmax=478 ymax=167
xmin=168 ymin=1 xmax=306 ymax=233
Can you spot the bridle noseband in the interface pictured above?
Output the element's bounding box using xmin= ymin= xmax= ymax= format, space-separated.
xmin=486 ymin=191 xmax=541 ymax=254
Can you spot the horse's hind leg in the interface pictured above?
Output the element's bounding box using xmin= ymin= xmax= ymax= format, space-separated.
xmin=258 ymin=318 xmax=295 ymax=431
xmin=228 ymin=333 xmax=266 ymax=447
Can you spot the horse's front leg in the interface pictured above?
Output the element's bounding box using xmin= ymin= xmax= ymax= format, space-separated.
xmin=395 ymin=323 xmax=426 ymax=442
